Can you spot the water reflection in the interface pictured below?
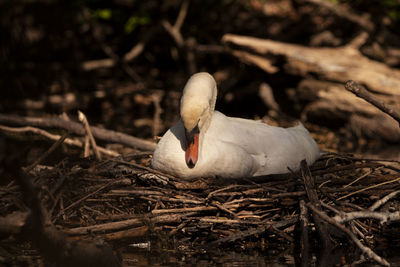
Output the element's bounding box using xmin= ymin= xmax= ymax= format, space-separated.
xmin=121 ymin=243 xmax=400 ymax=267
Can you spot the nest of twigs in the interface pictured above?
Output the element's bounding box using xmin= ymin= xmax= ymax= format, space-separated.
xmin=1 ymin=151 xmax=400 ymax=266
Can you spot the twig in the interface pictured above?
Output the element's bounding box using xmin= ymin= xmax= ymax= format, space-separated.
xmin=64 ymin=213 xmax=192 ymax=235
xmin=337 ymin=176 xmax=400 ymax=201
xmin=24 ymin=132 xmax=69 ymax=172
xmin=345 ymin=80 xmax=400 ymax=126
xmin=98 ymin=226 xmax=149 ymax=241
xmin=78 ymin=111 xmax=101 ymax=160
xmin=161 ymin=0 xmax=189 ymax=47
xmin=56 ymin=179 xmax=121 ymax=218
xmin=174 ymin=0 xmax=189 ymax=31
xmin=152 ymin=91 xmax=164 ymax=137
xmin=151 ymin=206 xmax=217 ymax=214
xmin=110 ymin=159 xmax=179 ymax=181
xmin=0 ymin=125 xmax=120 ymax=157
xmin=14 ymin=170 xmax=120 ymax=266
xmin=343 ymin=169 xmax=375 ymax=188
xmin=211 ymin=201 xmax=239 ymax=219
xmin=370 ymin=191 xmax=400 ymax=211
xmin=311 ymin=162 xmax=382 ymax=176
xmin=0 ymin=113 xmax=156 ymax=151
xmin=161 ymin=0 xmax=196 ymax=73
xmin=306 ymin=203 xmax=390 ymax=267
xmin=303 ymin=0 xmax=374 ymax=32
xmin=83 ymin=134 xmax=90 ymax=157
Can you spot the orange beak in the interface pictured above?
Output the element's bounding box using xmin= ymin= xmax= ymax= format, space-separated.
xmin=185 ymin=126 xmax=199 ymax=168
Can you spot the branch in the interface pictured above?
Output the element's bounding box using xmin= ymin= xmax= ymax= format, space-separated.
xmin=303 ymin=0 xmax=374 ymax=32
xmin=14 ymin=169 xmax=121 ymax=267
xmin=345 ymin=80 xmax=400 ymax=126
xmin=161 ymin=0 xmax=189 ymax=47
xmin=0 ymin=113 xmax=157 ymax=151
xmin=24 ymin=132 xmax=69 ymax=172
xmin=0 ymin=125 xmax=120 ymax=157
xmin=370 ymin=191 xmax=400 ymax=211
xmin=82 ymin=24 xmax=160 ymax=71
xmin=306 ymin=203 xmax=390 ymax=267
xmin=333 ymin=210 xmax=400 ymax=224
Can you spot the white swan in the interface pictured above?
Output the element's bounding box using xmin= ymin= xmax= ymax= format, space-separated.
xmin=151 ymin=72 xmax=320 ymax=179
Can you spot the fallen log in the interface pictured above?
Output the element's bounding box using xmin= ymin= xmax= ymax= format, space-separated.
xmin=295 ymin=79 xmax=400 ymax=142
xmin=222 ymin=34 xmax=400 ymax=141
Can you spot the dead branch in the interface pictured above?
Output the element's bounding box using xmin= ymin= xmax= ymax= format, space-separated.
xmin=161 ymin=0 xmax=197 ymax=74
xmin=306 ymin=203 xmax=390 ymax=267
xmin=2 ymin=147 xmax=400 ymax=265
xmin=78 ymin=111 xmax=101 ymax=160
xmin=54 ymin=179 xmax=123 ymax=220
xmin=337 ymin=176 xmax=400 ymax=201
xmin=161 ymin=0 xmax=189 ymax=47
xmin=299 ymin=200 xmax=309 ymax=267
xmin=300 ymin=160 xmax=332 ymax=249
xmin=345 ymin=80 xmax=400 ymax=126
xmin=296 ymin=79 xmax=400 ymax=142
xmin=98 ymin=226 xmax=148 ymax=241
xmin=222 ymin=33 xmax=400 ymax=139
xmin=152 ymin=91 xmax=164 ymax=137
xmin=0 ymin=124 xmax=120 ymax=157
xmin=0 ymin=113 xmax=157 ymax=151
xmin=64 ymin=213 xmax=191 ymax=235
xmin=206 ymin=221 xmax=294 ymax=248
xmin=222 ymin=34 xmax=400 ymax=96
xmin=302 ymin=0 xmax=374 ymax=33
xmin=333 ymin=211 xmax=400 ymax=224
xmin=24 ymin=132 xmax=69 ymax=172
xmin=81 ymin=24 xmax=160 ymax=71
xmin=14 ymin=169 xmax=121 ymax=267
xmin=370 ymin=191 xmax=400 ymax=211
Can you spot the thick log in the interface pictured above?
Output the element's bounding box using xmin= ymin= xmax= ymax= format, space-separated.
xmin=222 ymin=34 xmax=400 ymax=141
xmin=222 ymin=33 xmax=400 ymax=96
xmin=296 ymin=79 xmax=400 ymax=142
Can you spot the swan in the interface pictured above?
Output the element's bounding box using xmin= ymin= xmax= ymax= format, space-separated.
xmin=151 ymin=72 xmax=320 ymax=179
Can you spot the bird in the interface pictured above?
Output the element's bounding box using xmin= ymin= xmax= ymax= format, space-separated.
xmin=151 ymin=72 xmax=320 ymax=179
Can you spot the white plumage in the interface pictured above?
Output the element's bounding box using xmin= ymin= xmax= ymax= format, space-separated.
xmin=151 ymin=72 xmax=320 ymax=179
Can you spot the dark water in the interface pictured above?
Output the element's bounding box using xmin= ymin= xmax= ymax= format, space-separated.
xmin=120 ymin=243 xmax=400 ymax=267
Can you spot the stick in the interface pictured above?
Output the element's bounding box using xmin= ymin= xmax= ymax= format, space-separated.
xmin=306 ymin=203 xmax=390 ymax=267
xmin=333 ymin=210 xmax=400 ymax=224
xmin=0 ymin=113 xmax=156 ymax=151
xmin=370 ymin=190 xmax=400 ymax=211
xmin=14 ymin=170 xmax=120 ymax=266
xmin=0 ymin=125 xmax=120 ymax=157
xmin=161 ymin=0 xmax=189 ymax=47
xmin=300 ymin=160 xmax=331 ymax=249
xmin=78 ymin=111 xmax=101 ymax=160
xmin=337 ymin=176 xmax=400 ymax=201
xmin=64 ymin=213 xmax=190 ymax=235
xmin=299 ymin=200 xmax=310 ymax=267
xmin=24 ymin=132 xmax=69 ymax=172
xmin=345 ymin=80 xmax=400 ymax=126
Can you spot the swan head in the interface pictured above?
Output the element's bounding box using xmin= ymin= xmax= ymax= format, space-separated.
xmin=180 ymin=72 xmax=217 ymax=168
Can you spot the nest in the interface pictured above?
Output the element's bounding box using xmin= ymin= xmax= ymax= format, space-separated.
xmin=1 ymin=151 xmax=400 ymax=266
